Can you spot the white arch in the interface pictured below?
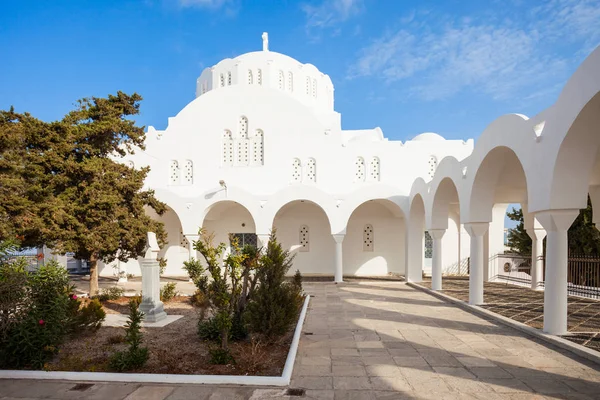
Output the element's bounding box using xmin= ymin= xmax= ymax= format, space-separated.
xmin=262 ymin=186 xmax=338 ymax=234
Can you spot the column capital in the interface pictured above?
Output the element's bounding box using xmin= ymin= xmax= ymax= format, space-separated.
xmin=256 ymin=234 xmax=270 ymax=246
xmin=534 ymin=209 xmax=579 ymax=232
xmin=464 ymin=222 xmax=489 ymax=237
xmin=428 ymin=229 xmax=446 ymax=239
xmin=332 ymin=234 xmax=345 ymax=244
xmin=526 ymin=227 xmax=547 ymax=241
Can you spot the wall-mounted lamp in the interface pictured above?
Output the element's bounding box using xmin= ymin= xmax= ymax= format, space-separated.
xmin=219 ymin=180 xmax=227 ymax=189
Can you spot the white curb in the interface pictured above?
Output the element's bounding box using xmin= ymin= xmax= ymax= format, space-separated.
xmin=0 ymin=295 xmax=311 ymax=386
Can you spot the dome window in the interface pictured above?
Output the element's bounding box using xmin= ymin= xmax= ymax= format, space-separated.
xmin=278 ymin=70 xmax=284 ymax=90
xmin=306 ymin=158 xmax=316 ymax=183
xmin=183 ymin=160 xmax=193 ymax=185
xmin=312 ymin=78 xmax=317 ymax=98
xmin=247 ymin=70 xmax=253 ymax=85
xmin=305 ymin=77 xmax=310 ymax=95
xmin=219 ymin=73 xmax=225 ymax=87
xmin=257 ymin=69 xmax=263 ymax=85
xmin=355 ymin=157 xmax=366 ymax=182
xmin=169 ymin=160 xmax=180 ymax=185
xmin=287 ymin=71 xmax=294 ymax=92
xmin=363 ymin=224 xmax=374 ymax=252
xmin=227 ymin=71 xmax=232 ymax=86
xmin=292 ymin=158 xmax=302 ymax=183
xmin=222 ymin=130 xmax=234 ymax=166
xmin=369 ymin=157 xmax=380 ymax=181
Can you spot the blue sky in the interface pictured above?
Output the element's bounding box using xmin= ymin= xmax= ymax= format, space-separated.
xmin=2 ymin=0 xmax=599 ymax=143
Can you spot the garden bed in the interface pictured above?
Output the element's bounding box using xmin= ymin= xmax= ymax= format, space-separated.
xmin=43 ymin=296 xmax=293 ymax=376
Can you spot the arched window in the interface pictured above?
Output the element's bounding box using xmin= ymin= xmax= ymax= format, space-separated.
xmin=369 ymin=157 xmax=380 ymax=181
xmin=288 ymin=71 xmax=293 ymax=92
xmin=252 ymin=129 xmax=264 ymax=165
xmin=239 ymin=116 xmax=248 ymax=136
xmin=355 ymin=157 xmax=366 ymax=182
xmin=292 ymin=158 xmax=302 ymax=182
xmin=428 ymin=156 xmax=438 ymax=179
xmin=222 ymin=130 xmax=234 ymax=166
xmin=306 ymin=158 xmax=316 ymax=182
xmin=169 ymin=160 xmax=180 ymax=185
xmin=183 ymin=160 xmax=193 ymax=184
xmin=312 ymin=78 xmax=317 ymax=98
xmin=306 ymin=77 xmax=310 ymax=95
xmin=257 ymin=69 xmax=263 ymax=85
xmin=180 ymin=230 xmax=187 ymax=248
xmin=219 ymin=73 xmax=225 ymax=87
xmin=247 ymin=70 xmax=253 ymax=85
xmin=363 ymin=224 xmax=374 ymax=252
xmin=227 ymin=71 xmax=232 ymax=86
xmin=278 ymin=70 xmax=284 ymax=90
xmin=299 ymin=225 xmax=309 ymax=252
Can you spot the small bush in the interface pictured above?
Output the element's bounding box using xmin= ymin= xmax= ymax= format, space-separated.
xmin=292 ymin=269 xmax=303 ymax=291
xmin=96 ymin=286 xmax=124 ymax=301
xmin=208 ymin=347 xmax=234 ymax=365
xmin=190 ymin=290 xmax=210 ymax=309
xmin=0 ymin=258 xmax=29 ymax=344
xmin=244 ymin=232 xmax=303 ymax=339
xmin=108 ymin=300 xmax=149 ymax=372
xmin=198 ymin=317 xmax=221 ymax=342
xmin=160 ymin=282 xmax=178 ymax=302
xmin=1 ymin=261 xmax=71 ymax=369
xmin=106 ymin=334 xmax=126 ymax=345
xmin=158 ymin=257 xmax=168 ymax=276
xmin=182 ymin=258 xmax=208 ymax=293
xmin=76 ymin=299 xmax=106 ymax=331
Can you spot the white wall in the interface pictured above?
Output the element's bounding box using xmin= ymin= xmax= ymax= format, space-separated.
xmin=343 ymin=202 xmax=405 ymax=276
xmin=273 ymin=201 xmax=335 ymax=276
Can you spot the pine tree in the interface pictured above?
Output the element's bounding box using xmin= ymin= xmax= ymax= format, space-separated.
xmin=0 ymin=93 xmax=167 ymax=295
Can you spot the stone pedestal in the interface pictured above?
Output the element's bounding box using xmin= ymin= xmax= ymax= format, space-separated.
xmin=139 ymin=259 xmax=167 ymax=323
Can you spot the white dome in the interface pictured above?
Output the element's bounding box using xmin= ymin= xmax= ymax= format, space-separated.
xmin=194 ymin=33 xmax=335 ymax=113
xmin=412 ymin=132 xmax=445 ymax=142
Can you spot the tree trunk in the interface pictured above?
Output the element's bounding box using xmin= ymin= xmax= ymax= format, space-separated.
xmin=221 ymin=328 xmax=228 ymax=350
xmin=89 ymin=254 xmax=99 ymax=297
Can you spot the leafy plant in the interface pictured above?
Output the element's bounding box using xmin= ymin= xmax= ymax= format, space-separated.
xmin=108 ymin=300 xmax=149 ymax=372
xmin=245 ymin=230 xmax=303 ymax=338
xmin=160 ymin=282 xmax=178 ymax=302
xmin=73 ymin=298 xmax=106 ymax=331
xmin=158 ymin=257 xmax=168 ymax=276
xmin=1 ymin=261 xmax=71 ymax=368
xmin=197 ymin=317 xmax=222 ymax=341
xmin=0 ymin=256 xmax=29 ymax=344
xmin=96 ymin=286 xmax=124 ymax=301
xmin=182 ymin=258 xmax=208 ymax=293
xmin=208 ymin=346 xmax=234 ymax=365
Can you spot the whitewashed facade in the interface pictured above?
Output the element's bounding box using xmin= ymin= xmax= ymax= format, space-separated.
xmin=101 ymin=33 xmax=474 ymax=280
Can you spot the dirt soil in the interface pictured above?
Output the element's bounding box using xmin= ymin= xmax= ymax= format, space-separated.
xmin=45 ymin=296 xmax=292 ymax=376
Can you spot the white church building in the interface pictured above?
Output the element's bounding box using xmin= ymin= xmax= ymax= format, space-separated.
xmin=100 ymin=33 xmax=600 ymax=337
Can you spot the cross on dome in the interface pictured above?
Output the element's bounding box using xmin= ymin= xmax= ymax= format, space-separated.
xmin=262 ymin=32 xmax=269 ymax=52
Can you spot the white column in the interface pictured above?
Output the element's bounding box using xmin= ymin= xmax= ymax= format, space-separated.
xmin=333 ymin=234 xmax=345 ymax=283
xmin=465 ymin=223 xmax=489 ymax=305
xmin=185 ymin=234 xmax=199 ymax=260
xmin=526 ymin=228 xmax=546 ymax=290
xmin=536 ymin=210 xmax=578 ymax=335
xmin=257 ymin=233 xmax=270 ymax=248
xmin=429 ymin=229 xmax=446 ymax=290
xmin=405 ymin=219 xmax=424 ymax=282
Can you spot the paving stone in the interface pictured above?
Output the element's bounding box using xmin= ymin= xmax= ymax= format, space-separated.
xmin=295 ymin=365 xmax=333 ymax=376
xmin=304 ymin=389 xmax=335 ymax=400
xmin=125 ymin=386 xmax=174 ymax=400
xmin=333 ymin=390 xmax=376 ymax=400
xmin=468 ymin=367 xmax=514 ymax=379
xmin=520 ymin=378 xmax=578 ymax=394
xmin=166 ymin=386 xmax=216 ymax=400
xmin=332 ymin=377 xmax=372 ymax=390
xmin=365 ymin=364 xmax=401 ymax=377
xmin=456 ymin=356 xmax=497 ymax=367
xmin=332 ymin=365 xmax=367 ymax=376
xmin=392 ymin=356 xmax=429 ymax=367
xmin=290 ymin=377 xmax=333 ymax=390
xmin=369 ymin=376 xmax=412 ymax=391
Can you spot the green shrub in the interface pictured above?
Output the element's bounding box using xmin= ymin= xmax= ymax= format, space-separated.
xmin=158 ymin=257 xmax=168 ymax=276
xmin=159 ymin=282 xmax=178 ymax=302
xmin=0 ymin=258 xmax=29 ymax=345
xmin=197 ymin=317 xmax=222 ymax=341
xmin=244 ymin=232 xmax=303 ymax=338
xmin=96 ymin=286 xmax=124 ymax=301
xmin=292 ymin=269 xmax=303 ymax=291
xmin=182 ymin=258 xmax=208 ymax=293
xmin=74 ymin=298 xmax=106 ymax=331
xmin=190 ymin=289 xmax=210 ymax=309
xmin=209 ymin=346 xmax=234 ymax=365
xmin=1 ymin=261 xmax=71 ymax=368
xmin=109 ymin=300 xmax=149 ymax=372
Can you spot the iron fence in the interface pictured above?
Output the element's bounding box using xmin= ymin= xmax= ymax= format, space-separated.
xmin=496 ymin=253 xmax=600 ymax=299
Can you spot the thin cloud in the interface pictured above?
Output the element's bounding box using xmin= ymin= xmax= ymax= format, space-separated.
xmin=178 ymin=0 xmax=229 ymax=7
xmin=348 ymin=0 xmax=600 ymax=102
xmin=302 ymin=0 xmax=363 ymax=37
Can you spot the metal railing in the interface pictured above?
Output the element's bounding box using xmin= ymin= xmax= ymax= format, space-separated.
xmin=495 ymin=253 xmax=600 ymax=299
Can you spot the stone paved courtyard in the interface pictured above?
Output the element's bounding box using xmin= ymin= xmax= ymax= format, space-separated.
xmin=2 ymin=281 xmax=600 ymax=399
xmin=420 ymin=277 xmax=600 ymax=351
